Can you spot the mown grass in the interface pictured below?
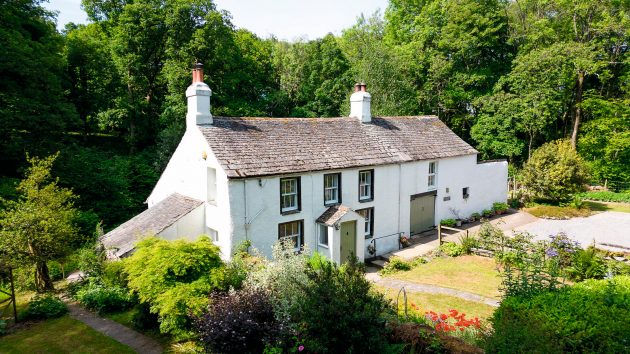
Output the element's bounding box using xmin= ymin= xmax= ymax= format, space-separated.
xmin=376 ymin=286 xmax=496 ymax=322
xmin=584 ymin=201 xmax=630 ymax=213
xmin=524 ymin=204 xmax=592 ymax=219
xmin=386 ymin=255 xmax=502 ymax=299
xmin=0 ymin=316 xmax=135 ymax=354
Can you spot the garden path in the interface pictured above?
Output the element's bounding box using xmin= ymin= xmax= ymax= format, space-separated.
xmin=66 ymin=302 xmax=163 ymax=354
xmin=366 ymin=271 xmax=500 ymax=307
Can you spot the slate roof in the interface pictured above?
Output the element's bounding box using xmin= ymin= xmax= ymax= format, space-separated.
xmin=198 ymin=116 xmax=477 ymax=178
xmin=316 ymin=204 xmax=358 ymax=226
xmin=100 ymin=193 xmax=203 ymax=259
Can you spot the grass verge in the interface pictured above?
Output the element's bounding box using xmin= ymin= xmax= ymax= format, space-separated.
xmin=0 ymin=316 xmax=135 ymax=354
xmin=583 ymin=201 xmax=630 ymax=213
xmin=524 ymin=204 xmax=591 ymax=219
xmin=387 ymin=255 xmax=501 ymax=299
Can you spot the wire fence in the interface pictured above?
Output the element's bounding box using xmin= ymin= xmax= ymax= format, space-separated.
xmin=588 ymin=180 xmax=630 ymax=193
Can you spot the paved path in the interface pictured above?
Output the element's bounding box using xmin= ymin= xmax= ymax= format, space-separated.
xmin=366 ymin=271 xmax=500 ymax=307
xmin=67 ymin=303 xmax=163 ymax=354
xmin=385 ymin=211 xmax=539 ymax=260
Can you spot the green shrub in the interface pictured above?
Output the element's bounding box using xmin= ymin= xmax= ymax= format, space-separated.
xmin=438 ymin=242 xmax=463 ymax=257
xmin=458 ymin=234 xmax=478 ymax=255
xmin=439 ymin=218 xmax=457 ymax=227
xmin=482 ymin=209 xmax=493 ymax=217
xmin=380 ymin=256 xmax=412 ymax=275
xmin=291 ymin=257 xmax=392 ymax=353
xmin=23 ymin=294 xmax=68 ymax=320
xmin=521 ymin=140 xmax=590 ymax=202
xmin=492 ymin=202 xmax=508 ymax=213
xmin=485 ymin=276 xmax=630 ymax=353
xmin=123 ymin=236 xmax=225 ymax=339
xmin=580 ymin=190 xmax=630 ymax=203
xmin=469 ymin=212 xmax=481 ymax=221
xmin=565 ymin=247 xmax=606 ymax=282
xmin=76 ymin=283 xmax=134 ymax=314
xmin=0 ymin=319 xmax=6 ymax=335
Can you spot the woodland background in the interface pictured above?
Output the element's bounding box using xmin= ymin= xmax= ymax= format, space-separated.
xmin=1 ymin=0 xmax=628 ymax=234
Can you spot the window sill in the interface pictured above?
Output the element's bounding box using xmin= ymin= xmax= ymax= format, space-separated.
xmin=359 ymin=198 xmax=374 ymax=203
xmin=281 ymin=209 xmax=301 ymax=215
xmin=364 ymin=235 xmax=373 ymax=239
xmin=324 ymin=201 xmax=340 ymax=207
xmin=318 ymin=243 xmax=329 ymax=249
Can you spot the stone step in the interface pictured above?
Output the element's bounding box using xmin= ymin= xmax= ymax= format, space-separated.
xmin=370 ymin=259 xmax=388 ymax=269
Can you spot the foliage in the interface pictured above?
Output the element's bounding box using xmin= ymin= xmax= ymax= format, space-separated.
xmin=565 ymin=247 xmax=607 ymax=282
xmin=75 ymin=282 xmax=134 ymax=314
xmin=291 ymin=256 xmax=392 ymax=353
xmin=0 ymin=154 xmax=79 ymax=291
xmin=381 ymin=256 xmax=412 ymax=275
xmin=196 ymin=288 xmax=286 ymax=354
xmin=424 ymin=309 xmax=481 ymax=334
xmin=469 ymin=212 xmax=481 ymax=221
xmin=580 ymin=191 xmax=630 ymax=203
xmin=458 ymin=234 xmax=478 ymax=255
xmin=491 ymin=202 xmax=508 ymax=213
xmin=485 ymin=276 xmax=630 ymax=353
xmin=123 ymin=236 xmax=225 ymax=338
xmin=438 ymin=242 xmax=463 ymax=257
xmin=439 ymin=218 xmax=456 ymax=227
xmin=481 ymin=209 xmax=493 ymax=217
xmin=521 ymin=140 xmax=590 ymax=202
xmin=23 ymin=294 xmax=68 ymax=320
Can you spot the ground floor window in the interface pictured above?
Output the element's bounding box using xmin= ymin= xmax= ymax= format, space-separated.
xmin=318 ymin=224 xmax=328 ymax=246
xmin=356 ymin=207 xmax=374 ymax=238
xmin=278 ymin=220 xmax=303 ymax=250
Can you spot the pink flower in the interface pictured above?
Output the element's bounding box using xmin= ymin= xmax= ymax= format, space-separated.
xmin=298 ymin=345 xmax=305 ymax=352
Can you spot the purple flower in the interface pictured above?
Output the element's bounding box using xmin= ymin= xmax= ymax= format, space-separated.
xmin=546 ymin=248 xmax=558 ymax=257
xmin=299 ymin=345 xmax=305 ymax=352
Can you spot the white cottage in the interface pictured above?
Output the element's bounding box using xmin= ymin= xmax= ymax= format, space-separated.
xmin=101 ymin=64 xmax=508 ymax=264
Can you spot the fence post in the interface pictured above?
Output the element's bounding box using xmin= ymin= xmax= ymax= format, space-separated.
xmin=438 ymin=224 xmax=442 ymax=245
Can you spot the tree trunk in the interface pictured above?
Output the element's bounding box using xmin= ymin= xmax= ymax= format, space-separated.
xmin=571 ymin=70 xmax=584 ymax=149
xmin=35 ymin=261 xmax=54 ymax=292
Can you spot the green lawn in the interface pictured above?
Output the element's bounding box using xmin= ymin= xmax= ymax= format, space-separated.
xmin=0 ymin=316 xmax=135 ymax=354
xmin=584 ymin=201 xmax=630 ymax=213
xmin=376 ymin=286 xmax=496 ymax=322
xmin=387 ymin=255 xmax=502 ymax=299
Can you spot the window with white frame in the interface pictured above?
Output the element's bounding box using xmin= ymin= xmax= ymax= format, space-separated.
xmin=324 ymin=173 xmax=341 ymax=205
xmin=280 ymin=177 xmax=300 ymax=213
xmin=356 ymin=207 xmax=374 ymax=238
xmin=318 ymin=224 xmax=328 ymax=246
xmin=278 ymin=220 xmax=303 ymax=250
xmin=358 ymin=170 xmax=374 ymax=201
xmin=428 ymin=161 xmax=437 ymax=188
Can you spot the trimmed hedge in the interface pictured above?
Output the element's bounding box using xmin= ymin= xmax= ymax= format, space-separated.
xmin=485 ymin=276 xmax=630 ymax=353
xmin=581 ymin=191 xmax=630 ymax=203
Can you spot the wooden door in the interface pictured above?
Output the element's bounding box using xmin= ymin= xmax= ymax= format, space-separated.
xmin=340 ymin=221 xmax=356 ymax=263
xmin=410 ymin=193 xmax=436 ymax=235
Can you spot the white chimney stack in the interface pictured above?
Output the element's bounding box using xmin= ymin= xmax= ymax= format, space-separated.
xmin=350 ymin=83 xmax=371 ymax=123
xmin=186 ymin=63 xmax=212 ymax=127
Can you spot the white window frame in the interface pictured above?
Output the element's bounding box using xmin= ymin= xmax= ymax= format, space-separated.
xmin=359 ymin=170 xmax=373 ymax=201
xmin=324 ymin=173 xmax=340 ymax=205
xmin=279 ymin=220 xmax=302 ymax=251
xmin=428 ymin=161 xmax=437 ymax=189
xmin=357 ymin=207 xmax=374 ymax=238
xmin=280 ymin=177 xmax=299 ymax=213
xmin=318 ymin=224 xmax=328 ymax=247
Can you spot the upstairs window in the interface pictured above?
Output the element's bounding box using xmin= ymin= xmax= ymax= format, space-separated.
xmin=207 ymin=167 xmax=217 ymax=203
xmin=324 ymin=173 xmax=341 ymax=205
xmin=358 ymin=170 xmax=374 ymax=201
xmin=280 ymin=177 xmax=300 ymax=213
xmin=279 ymin=220 xmax=303 ymax=251
xmin=463 ymin=187 xmax=470 ymax=199
xmin=428 ymin=161 xmax=437 ymax=189
xmin=357 ymin=207 xmax=374 ymax=238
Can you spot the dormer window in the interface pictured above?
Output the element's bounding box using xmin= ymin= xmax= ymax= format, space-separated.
xmin=324 ymin=173 xmax=341 ymax=205
xmin=358 ymin=170 xmax=374 ymax=202
xmin=428 ymin=161 xmax=437 ymax=189
xmin=280 ymin=177 xmax=301 ymax=214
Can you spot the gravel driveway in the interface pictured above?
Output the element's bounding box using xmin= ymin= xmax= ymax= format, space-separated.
xmin=513 ymin=212 xmax=630 ymax=251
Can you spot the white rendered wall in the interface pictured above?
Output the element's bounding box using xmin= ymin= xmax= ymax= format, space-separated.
xmin=147 ymin=128 xmax=233 ymax=259
xmin=158 ymin=205 xmax=205 ymax=241
xmin=227 ymin=154 xmax=507 ymax=260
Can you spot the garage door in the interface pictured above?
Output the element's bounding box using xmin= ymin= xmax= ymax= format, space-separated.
xmin=410 ymin=191 xmax=436 ymax=235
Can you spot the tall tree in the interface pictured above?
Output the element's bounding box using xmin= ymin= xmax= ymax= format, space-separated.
xmin=0 ymin=154 xmax=79 ymax=291
xmin=0 ymin=0 xmax=78 ymax=173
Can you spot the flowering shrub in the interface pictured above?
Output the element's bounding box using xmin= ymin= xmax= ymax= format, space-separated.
xmin=424 ymin=309 xmax=481 ymax=333
xmin=546 ymin=232 xmax=579 ymax=267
